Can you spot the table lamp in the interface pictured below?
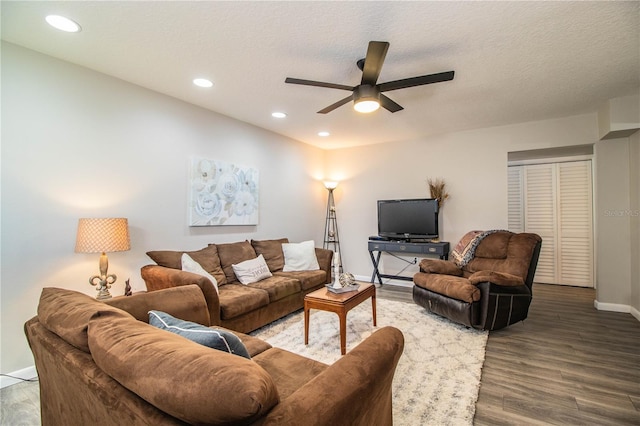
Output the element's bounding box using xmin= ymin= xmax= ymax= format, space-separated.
xmin=75 ymin=218 xmax=130 ymax=299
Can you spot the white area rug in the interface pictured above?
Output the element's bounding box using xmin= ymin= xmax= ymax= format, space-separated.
xmin=251 ymin=298 xmax=488 ymax=425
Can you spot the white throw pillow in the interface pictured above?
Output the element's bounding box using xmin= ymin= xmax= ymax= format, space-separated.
xmin=232 ymin=254 xmax=272 ymax=285
xmin=282 ymin=240 xmax=320 ymax=271
xmin=181 ymin=253 xmax=219 ymax=294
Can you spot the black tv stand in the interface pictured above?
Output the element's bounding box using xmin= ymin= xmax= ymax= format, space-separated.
xmin=368 ymin=238 xmax=450 ymax=285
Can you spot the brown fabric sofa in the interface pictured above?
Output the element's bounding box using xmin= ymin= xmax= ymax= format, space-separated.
xmin=25 ymin=285 xmax=404 ymax=426
xmin=413 ymin=231 xmax=542 ymax=331
xmin=141 ymin=238 xmax=333 ymax=333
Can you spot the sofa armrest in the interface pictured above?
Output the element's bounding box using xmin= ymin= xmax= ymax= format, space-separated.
xmin=261 ymin=326 xmax=404 ymax=426
xmin=468 ymin=270 xmax=525 ymax=287
xmin=140 ymin=265 xmax=221 ymax=325
xmin=419 ymin=258 xmax=463 ymax=276
xmin=314 ymin=248 xmax=334 ymax=284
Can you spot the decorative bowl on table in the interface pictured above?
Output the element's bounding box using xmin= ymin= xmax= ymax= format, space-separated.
xmin=326 ymin=273 xmax=360 ymax=294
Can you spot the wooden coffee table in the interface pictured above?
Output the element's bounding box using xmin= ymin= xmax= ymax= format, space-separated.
xmin=304 ymin=282 xmax=376 ymax=355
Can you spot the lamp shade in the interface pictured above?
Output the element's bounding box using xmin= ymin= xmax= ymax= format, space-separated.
xmin=75 ymin=218 xmax=130 ymax=253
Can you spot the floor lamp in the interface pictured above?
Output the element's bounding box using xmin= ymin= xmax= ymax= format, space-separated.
xmin=323 ymin=181 xmax=342 ymax=273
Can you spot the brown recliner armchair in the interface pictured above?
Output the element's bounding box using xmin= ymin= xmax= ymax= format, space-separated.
xmin=413 ymin=231 xmax=542 ymax=331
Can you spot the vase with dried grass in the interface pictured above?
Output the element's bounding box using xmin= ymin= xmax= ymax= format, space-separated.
xmin=428 ymin=178 xmax=449 ymax=209
xmin=427 ymin=178 xmax=449 ymax=242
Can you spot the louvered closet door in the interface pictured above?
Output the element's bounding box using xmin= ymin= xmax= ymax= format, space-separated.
xmin=557 ymin=162 xmax=593 ymax=286
xmin=508 ymin=161 xmax=594 ymax=287
xmin=523 ymin=164 xmax=557 ymax=284
xmin=508 ymin=166 xmax=524 ymax=233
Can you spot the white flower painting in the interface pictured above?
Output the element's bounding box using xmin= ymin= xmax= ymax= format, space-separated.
xmin=189 ymin=158 xmax=259 ymax=226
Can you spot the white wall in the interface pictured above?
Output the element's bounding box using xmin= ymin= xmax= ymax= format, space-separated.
xmin=1 ymin=43 xmax=327 ymax=375
xmin=594 ymin=138 xmax=632 ymax=307
xmin=326 ymin=114 xmax=598 ymax=284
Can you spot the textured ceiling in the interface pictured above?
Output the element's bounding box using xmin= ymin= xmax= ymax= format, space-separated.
xmin=2 ymin=1 xmax=639 ymax=149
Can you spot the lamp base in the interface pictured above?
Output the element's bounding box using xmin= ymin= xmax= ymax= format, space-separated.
xmin=90 ymin=274 xmax=116 ymax=299
xmin=95 ymin=287 xmax=113 ymax=300
xmin=89 ymin=252 xmax=117 ymax=300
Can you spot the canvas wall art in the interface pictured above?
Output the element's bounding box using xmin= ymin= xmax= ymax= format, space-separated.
xmin=189 ymin=158 xmax=259 ymax=226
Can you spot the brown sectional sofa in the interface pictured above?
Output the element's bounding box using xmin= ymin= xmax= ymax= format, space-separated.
xmin=25 ymin=285 xmax=404 ymax=425
xmin=141 ymin=238 xmax=333 ymax=333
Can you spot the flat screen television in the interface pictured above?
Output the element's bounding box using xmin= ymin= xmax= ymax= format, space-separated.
xmin=377 ymin=198 xmax=439 ymax=241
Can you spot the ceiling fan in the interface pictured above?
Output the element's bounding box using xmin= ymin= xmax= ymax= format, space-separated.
xmin=285 ymin=41 xmax=455 ymax=114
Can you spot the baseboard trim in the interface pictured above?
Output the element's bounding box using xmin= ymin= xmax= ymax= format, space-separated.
xmin=594 ymin=300 xmax=640 ymax=322
xmin=594 ymin=300 xmax=630 ymax=313
xmin=1 ymin=366 xmax=38 ymax=389
xmin=631 ymin=306 xmax=640 ymax=322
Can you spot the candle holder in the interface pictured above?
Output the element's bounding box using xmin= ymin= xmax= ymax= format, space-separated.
xmin=332 ymin=251 xmax=341 ymax=288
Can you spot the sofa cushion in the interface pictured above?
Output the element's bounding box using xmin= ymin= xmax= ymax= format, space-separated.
xmin=474 ymin=232 xmax=510 ymax=259
xmin=37 ymin=287 xmax=134 ymax=353
xmin=106 ymin=284 xmax=211 ymax=326
xmin=149 ymin=310 xmax=250 ymax=358
xmin=252 ymin=238 xmax=289 ymax=272
xmin=217 ymin=240 xmax=258 ymax=284
xmin=282 ymin=240 xmax=320 ymax=271
xmin=413 ymin=273 xmax=480 ymax=303
xmin=466 ymin=233 xmax=541 ymax=279
xmin=253 ymin=347 xmax=328 ymax=400
xmin=218 ymin=284 xmax=270 ymax=320
xmin=419 ymin=259 xmax=463 ymax=276
xmin=182 ymin=253 xmax=218 ymax=293
xmin=232 ymin=254 xmax=273 ymax=285
xmin=275 ymin=270 xmax=328 ymax=291
xmin=88 ymin=310 xmax=279 ymax=425
xmin=146 ymin=245 xmax=226 ymax=285
xmin=248 ymin=275 xmax=301 ymax=302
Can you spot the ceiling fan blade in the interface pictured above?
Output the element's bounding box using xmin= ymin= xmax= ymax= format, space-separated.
xmin=361 ymin=41 xmax=390 ymax=86
xmin=380 ymin=94 xmax=404 ymax=113
xmin=378 ymin=71 xmax=455 ymax=92
xmin=285 ymin=77 xmax=353 ymax=91
xmin=318 ymin=95 xmax=353 ymax=114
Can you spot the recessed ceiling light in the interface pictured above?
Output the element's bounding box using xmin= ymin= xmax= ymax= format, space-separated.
xmin=45 ymin=15 xmax=81 ymax=33
xmin=318 ymin=131 xmax=330 ymax=137
xmin=193 ymin=78 xmax=213 ymax=88
xmin=271 ymin=112 xmax=287 ymax=118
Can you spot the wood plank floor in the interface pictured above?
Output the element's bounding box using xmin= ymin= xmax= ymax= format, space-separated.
xmin=473 ymin=283 xmax=640 ymax=425
xmin=2 ymin=283 xmax=638 ymax=425
xmin=379 ymin=284 xmax=640 ymax=425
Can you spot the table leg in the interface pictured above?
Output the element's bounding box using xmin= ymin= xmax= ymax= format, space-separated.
xmin=372 ymin=292 xmax=377 ymax=327
xmin=338 ymin=310 xmax=347 ymax=355
xmin=369 ymin=250 xmax=384 ymax=285
xmin=304 ymin=303 xmax=310 ymax=345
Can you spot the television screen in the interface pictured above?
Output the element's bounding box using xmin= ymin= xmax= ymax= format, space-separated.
xmin=377 ymin=198 xmax=439 ymax=240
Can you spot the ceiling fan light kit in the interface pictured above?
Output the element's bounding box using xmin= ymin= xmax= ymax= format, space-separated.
xmin=353 ymin=85 xmax=381 ymax=113
xmin=286 ymin=41 xmax=455 ymax=114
